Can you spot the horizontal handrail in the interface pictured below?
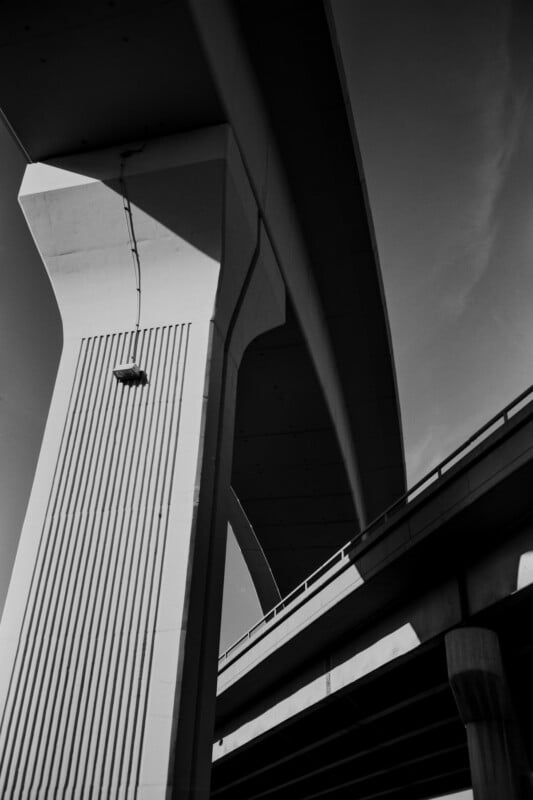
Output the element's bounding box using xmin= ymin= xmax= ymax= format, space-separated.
xmin=218 ymin=383 xmax=533 ymax=669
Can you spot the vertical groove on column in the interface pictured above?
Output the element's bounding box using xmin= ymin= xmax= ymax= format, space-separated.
xmin=0 ymin=324 xmax=191 ymax=798
xmin=131 ymin=323 xmax=191 ymax=791
xmin=0 ymin=338 xmax=89 ymax=782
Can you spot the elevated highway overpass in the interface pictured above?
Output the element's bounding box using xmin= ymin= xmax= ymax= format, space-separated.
xmin=0 ymin=3 xmax=529 ymax=799
xmin=213 ymin=388 xmax=533 ymax=799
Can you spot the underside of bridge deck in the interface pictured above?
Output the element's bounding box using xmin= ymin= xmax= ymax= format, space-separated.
xmin=212 ymin=587 xmax=533 ymax=799
xmin=232 ymin=301 xmax=358 ymax=597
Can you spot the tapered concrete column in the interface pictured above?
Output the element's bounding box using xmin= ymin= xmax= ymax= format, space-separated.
xmin=446 ymin=627 xmax=533 ymax=800
xmin=0 ymin=126 xmax=284 ymax=798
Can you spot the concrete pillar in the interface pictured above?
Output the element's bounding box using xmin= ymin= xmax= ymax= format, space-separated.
xmin=446 ymin=627 xmax=533 ymax=800
xmin=0 ymin=126 xmax=285 ymax=798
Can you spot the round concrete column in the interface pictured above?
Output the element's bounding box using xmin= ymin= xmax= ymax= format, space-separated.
xmin=446 ymin=627 xmax=533 ymax=800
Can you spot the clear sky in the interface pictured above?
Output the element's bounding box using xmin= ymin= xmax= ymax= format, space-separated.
xmin=0 ymin=123 xmax=61 ymax=614
xmin=333 ymin=0 xmax=533 ymax=486
xmin=0 ymin=3 xmax=531 ymax=796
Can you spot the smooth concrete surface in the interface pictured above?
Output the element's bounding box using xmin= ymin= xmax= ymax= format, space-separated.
xmin=230 ymin=308 xmax=360 ymax=596
xmin=214 ymin=622 xmax=421 ymax=762
xmin=0 ymin=3 xmax=225 ymax=160
xmin=212 ymin=632 xmax=472 ymax=798
xmin=0 ymin=127 xmax=285 ymax=798
xmin=217 ymin=558 xmax=364 ymax=696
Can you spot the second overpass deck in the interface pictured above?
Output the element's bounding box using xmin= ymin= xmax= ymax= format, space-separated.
xmin=213 ymin=386 xmax=533 ymax=798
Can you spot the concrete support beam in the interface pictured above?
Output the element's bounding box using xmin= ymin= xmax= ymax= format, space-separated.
xmin=0 ymin=126 xmax=284 ymax=798
xmin=446 ymin=627 xmax=533 ymax=800
xmin=189 ymin=0 xmax=372 ymax=528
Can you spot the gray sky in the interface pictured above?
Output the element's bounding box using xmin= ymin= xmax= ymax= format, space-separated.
xmin=0 ymin=4 xmax=531 ymax=795
xmin=333 ymin=0 xmax=533 ymax=486
xmin=0 ymin=124 xmax=61 ymax=610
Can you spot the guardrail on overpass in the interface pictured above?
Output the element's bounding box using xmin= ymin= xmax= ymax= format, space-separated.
xmin=218 ymin=383 xmax=533 ymax=672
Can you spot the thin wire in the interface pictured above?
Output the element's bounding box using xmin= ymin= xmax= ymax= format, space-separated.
xmin=118 ymin=156 xmax=142 ymax=363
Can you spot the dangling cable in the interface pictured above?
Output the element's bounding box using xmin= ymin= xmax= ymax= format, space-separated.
xmin=119 ymin=149 xmax=144 ymax=363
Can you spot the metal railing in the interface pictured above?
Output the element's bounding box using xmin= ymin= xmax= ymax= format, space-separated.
xmin=218 ymin=383 xmax=533 ymax=670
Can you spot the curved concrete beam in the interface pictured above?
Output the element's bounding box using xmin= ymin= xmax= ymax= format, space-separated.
xmin=189 ymin=0 xmax=406 ymax=527
xmin=189 ymin=0 xmax=369 ymax=528
xmin=228 ymin=488 xmax=281 ymax=614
